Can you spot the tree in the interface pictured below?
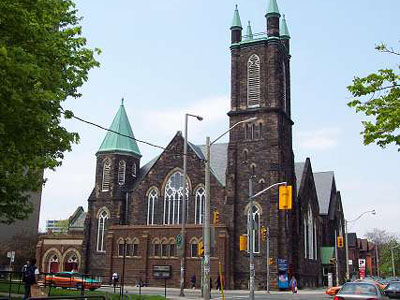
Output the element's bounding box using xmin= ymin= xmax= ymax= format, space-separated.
xmin=347 ymin=43 xmax=400 ymax=151
xmin=0 ymin=0 xmax=100 ymax=223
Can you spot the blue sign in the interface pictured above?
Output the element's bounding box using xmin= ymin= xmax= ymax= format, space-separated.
xmin=277 ymin=259 xmax=288 ymax=271
xmin=278 ymin=273 xmax=289 ymax=289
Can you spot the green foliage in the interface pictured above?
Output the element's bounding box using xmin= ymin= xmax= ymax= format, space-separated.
xmin=0 ymin=0 xmax=100 ymax=223
xmin=347 ymin=43 xmax=400 ymax=151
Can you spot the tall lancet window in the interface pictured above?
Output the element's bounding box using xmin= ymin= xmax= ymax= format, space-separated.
xmin=163 ymin=171 xmax=189 ymax=225
xmin=147 ymin=188 xmax=158 ymax=225
xmin=97 ymin=209 xmax=109 ymax=252
xmin=194 ymin=187 xmax=205 ymax=224
xmin=282 ymin=61 xmax=287 ymax=113
xmin=102 ymin=159 xmax=111 ymax=191
xmin=118 ymin=160 xmax=126 ymax=185
xmin=247 ymin=205 xmax=261 ymax=253
xmin=247 ymin=54 xmax=261 ymax=108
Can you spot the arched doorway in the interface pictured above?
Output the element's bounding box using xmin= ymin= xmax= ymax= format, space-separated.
xmin=48 ymin=254 xmax=59 ymax=273
xmin=64 ymin=253 xmax=79 ymax=272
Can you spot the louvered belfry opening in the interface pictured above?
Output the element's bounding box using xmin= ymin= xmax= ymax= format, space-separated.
xmin=102 ymin=159 xmax=111 ymax=191
xmin=247 ymin=54 xmax=261 ymax=108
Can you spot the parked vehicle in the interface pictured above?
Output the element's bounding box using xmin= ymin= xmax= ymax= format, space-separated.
xmin=45 ymin=272 xmax=101 ymax=291
xmin=334 ymin=282 xmax=387 ymax=299
xmin=384 ymin=281 xmax=400 ymax=299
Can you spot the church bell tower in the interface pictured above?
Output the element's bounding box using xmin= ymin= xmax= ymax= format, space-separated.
xmin=226 ymin=0 xmax=296 ymax=289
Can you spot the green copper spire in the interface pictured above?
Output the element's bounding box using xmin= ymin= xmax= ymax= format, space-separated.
xmin=265 ymin=0 xmax=281 ymax=18
xmin=280 ymin=14 xmax=290 ymax=39
xmin=230 ymin=5 xmax=243 ymax=29
xmin=245 ymin=21 xmax=253 ymax=40
xmin=97 ymin=98 xmax=141 ymax=157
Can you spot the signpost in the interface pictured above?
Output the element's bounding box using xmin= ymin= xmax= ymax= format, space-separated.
xmin=358 ymin=259 xmax=366 ymax=279
xmin=153 ymin=265 xmax=171 ymax=299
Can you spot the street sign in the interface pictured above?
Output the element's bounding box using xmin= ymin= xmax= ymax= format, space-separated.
xmin=358 ymin=259 xmax=366 ymax=268
xmin=277 ymin=259 xmax=288 ymax=271
xmin=153 ymin=265 xmax=171 ymax=279
xmin=176 ymin=234 xmax=182 ymax=247
xmin=348 ymin=260 xmax=353 ymax=265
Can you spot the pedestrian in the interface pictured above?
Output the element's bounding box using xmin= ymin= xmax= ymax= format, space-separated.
xmin=22 ymin=258 xmax=39 ymax=299
xmin=215 ymin=275 xmax=221 ymax=291
xmin=289 ymin=275 xmax=297 ymax=294
xmin=111 ymin=272 xmax=119 ymax=288
xmin=190 ymin=274 xmax=196 ymax=289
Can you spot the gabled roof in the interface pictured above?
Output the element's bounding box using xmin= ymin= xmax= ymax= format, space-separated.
xmin=97 ymin=100 xmax=141 ymax=157
xmin=68 ymin=206 xmax=86 ymax=231
xmin=198 ymin=143 xmax=228 ymax=186
xmin=295 ymin=162 xmax=305 ymax=194
xmin=314 ymin=171 xmax=335 ymax=215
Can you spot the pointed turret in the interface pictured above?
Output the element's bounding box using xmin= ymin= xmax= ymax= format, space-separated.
xmin=244 ymin=21 xmax=253 ymax=41
xmin=280 ymin=14 xmax=290 ymax=52
xmin=265 ymin=0 xmax=280 ymax=37
xmin=97 ymin=98 xmax=141 ymax=157
xmin=230 ymin=5 xmax=243 ymax=44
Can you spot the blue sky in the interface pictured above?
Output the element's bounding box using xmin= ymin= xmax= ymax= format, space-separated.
xmin=40 ymin=0 xmax=400 ymax=237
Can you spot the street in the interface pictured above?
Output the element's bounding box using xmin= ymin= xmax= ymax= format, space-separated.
xmin=100 ymin=286 xmax=332 ymax=300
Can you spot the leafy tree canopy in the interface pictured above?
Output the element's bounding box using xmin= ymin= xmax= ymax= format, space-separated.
xmin=0 ymin=0 xmax=100 ymax=223
xmin=348 ymin=43 xmax=400 ymax=151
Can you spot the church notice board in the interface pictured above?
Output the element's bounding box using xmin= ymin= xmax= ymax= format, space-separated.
xmin=153 ymin=265 xmax=171 ymax=279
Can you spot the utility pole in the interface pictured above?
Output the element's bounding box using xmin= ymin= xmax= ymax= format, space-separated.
xmin=248 ymin=177 xmax=255 ymax=300
xmin=335 ymin=230 xmax=339 ymax=286
xmin=376 ymin=244 xmax=380 ymax=277
xmin=203 ymin=136 xmax=211 ymax=300
xmin=345 ymin=220 xmax=349 ymax=280
xmin=266 ymin=226 xmax=270 ymax=293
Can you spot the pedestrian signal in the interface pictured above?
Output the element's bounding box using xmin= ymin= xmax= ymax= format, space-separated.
xmin=279 ymin=185 xmax=293 ymax=210
xmin=198 ymin=240 xmax=204 ymax=256
xmin=269 ymin=258 xmax=274 ymax=265
xmin=240 ymin=234 xmax=247 ymax=251
xmin=261 ymin=226 xmax=267 ymax=241
xmin=213 ymin=211 xmax=220 ymax=224
xmin=337 ymin=236 xmax=344 ymax=248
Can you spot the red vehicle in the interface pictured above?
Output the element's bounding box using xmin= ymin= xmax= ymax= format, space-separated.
xmin=45 ymin=272 xmax=102 ymax=291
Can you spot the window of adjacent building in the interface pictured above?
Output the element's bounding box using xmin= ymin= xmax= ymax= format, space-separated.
xmin=97 ymin=209 xmax=109 ymax=252
xmin=102 ymin=159 xmax=111 ymax=191
xmin=247 ymin=54 xmax=261 ymax=108
xmin=147 ymin=189 xmax=158 ymax=225
xmin=132 ymin=162 xmax=137 ymax=178
xmin=304 ymin=205 xmax=315 ymax=260
xmin=118 ymin=241 xmax=125 ymax=257
xmin=190 ymin=240 xmax=198 ymax=258
xmin=163 ymin=171 xmax=189 ymax=225
xmin=247 ymin=206 xmax=260 ymax=253
xmin=118 ymin=160 xmax=126 ymax=185
xmin=194 ymin=187 xmax=205 ymax=225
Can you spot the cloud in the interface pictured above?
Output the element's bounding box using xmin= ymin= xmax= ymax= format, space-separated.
xmin=295 ymin=128 xmax=341 ymax=150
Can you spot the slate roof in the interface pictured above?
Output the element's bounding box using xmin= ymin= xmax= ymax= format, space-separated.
xmin=314 ymin=171 xmax=335 ymax=215
xmin=294 ymin=162 xmax=305 ymax=194
xmin=69 ymin=206 xmax=86 ymax=231
xmin=198 ymin=143 xmax=228 ymax=186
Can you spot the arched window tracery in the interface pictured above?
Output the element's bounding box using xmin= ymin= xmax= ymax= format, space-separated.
xmin=247 ymin=54 xmax=261 ymax=108
xmin=147 ymin=188 xmax=158 ymax=225
xmin=247 ymin=205 xmax=260 ymax=253
xmin=163 ymin=171 xmax=189 ymax=225
xmin=97 ymin=209 xmax=109 ymax=252
xmin=194 ymin=187 xmax=205 ymax=224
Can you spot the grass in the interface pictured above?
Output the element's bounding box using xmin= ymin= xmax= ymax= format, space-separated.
xmin=0 ymin=282 xmax=165 ymax=300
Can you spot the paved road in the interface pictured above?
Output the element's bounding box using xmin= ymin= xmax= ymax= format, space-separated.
xmin=100 ymin=286 xmax=332 ymax=300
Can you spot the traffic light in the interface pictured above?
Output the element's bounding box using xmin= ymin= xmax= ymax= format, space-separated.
xmin=261 ymin=226 xmax=267 ymax=241
xmin=269 ymin=257 xmax=274 ymax=265
xmin=240 ymin=234 xmax=247 ymax=251
xmin=198 ymin=240 xmax=204 ymax=256
xmin=337 ymin=236 xmax=344 ymax=248
xmin=213 ymin=211 xmax=220 ymax=224
xmin=279 ymin=185 xmax=293 ymax=210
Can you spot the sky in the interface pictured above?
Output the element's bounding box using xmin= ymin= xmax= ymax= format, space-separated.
xmin=39 ymin=0 xmax=400 ymax=238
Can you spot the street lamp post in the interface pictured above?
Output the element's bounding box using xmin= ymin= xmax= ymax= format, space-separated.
xmin=203 ymin=117 xmax=256 ymax=300
xmin=390 ymin=244 xmax=400 ymax=277
xmin=248 ymin=180 xmax=287 ymax=300
xmin=180 ymin=113 xmax=203 ymax=297
xmin=345 ymin=209 xmax=376 ymax=280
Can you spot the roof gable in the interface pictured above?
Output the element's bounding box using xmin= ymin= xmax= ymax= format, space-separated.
xmin=314 ymin=171 xmax=335 ymax=215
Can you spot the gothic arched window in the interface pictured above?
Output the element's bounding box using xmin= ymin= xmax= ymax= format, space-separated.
xmin=194 ymin=187 xmax=205 ymax=224
xmin=97 ymin=209 xmax=109 ymax=252
xmin=102 ymin=159 xmax=111 ymax=191
xmin=147 ymin=188 xmax=158 ymax=225
xmin=304 ymin=205 xmax=314 ymax=260
xmin=247 ymin=54 xmax=261 ymax=108
xmin=132 ymin=162 xmax=137 ymax=177
xmin=163 ymin=171 xmax=189 ymax=225
xmin=247 ymin=205 xmax=260 ymax=253
xmin=118 ymin=160 xmax=126 ymax=185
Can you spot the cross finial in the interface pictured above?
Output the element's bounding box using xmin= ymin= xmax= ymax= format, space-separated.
xmin=121 ymin=97 xmax=124 ymax=105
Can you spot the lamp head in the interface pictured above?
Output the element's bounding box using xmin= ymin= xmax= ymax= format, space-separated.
xmin=197 ymin=116 xmax=203 ymax=121
xmin=371 ymin=209 xmax=376 ymax=215
xmin=244 ymin=117 xmax=257 ymax=123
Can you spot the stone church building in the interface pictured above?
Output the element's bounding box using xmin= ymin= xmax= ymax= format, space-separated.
xmin=37 ymin=0 xmax=347 ymax=290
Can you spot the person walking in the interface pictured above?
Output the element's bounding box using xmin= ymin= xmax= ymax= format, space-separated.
xmin=23 ymin=259 xmax=39 ymax=299
xmin=289 ymin=275 xmax=297 ymax=294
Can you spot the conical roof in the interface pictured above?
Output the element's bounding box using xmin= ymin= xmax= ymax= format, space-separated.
xmin=245 ymin=21 xmax=253 ymax=41
xmin=266 ymin=0 xmax=281 ymax=18
xmin=280 ymin=14 xmax=290 ymax=39
xmin=97 ymin=99 xmax=141 ymax=157
xmin=230 ymin=5 xmax=243 ymax=29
